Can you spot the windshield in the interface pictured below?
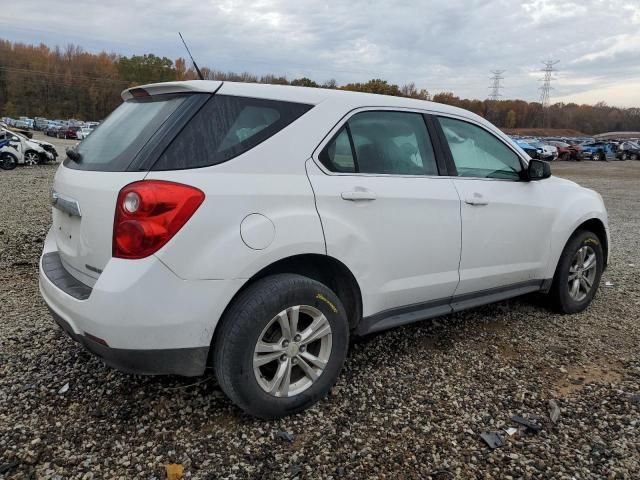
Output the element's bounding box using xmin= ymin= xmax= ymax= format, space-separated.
xmin=67 ymin=93 xmax=193 ymax=171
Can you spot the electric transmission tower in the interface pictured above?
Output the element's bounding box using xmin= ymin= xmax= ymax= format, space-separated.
xmin=488 ymin=70 xmax=505 ymax=101
xmin=539 ymin=60 xmax=559 ymax=128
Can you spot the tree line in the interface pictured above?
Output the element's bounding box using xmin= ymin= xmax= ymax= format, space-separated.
xmin=1 ymin=39 xmax=638 ymax=134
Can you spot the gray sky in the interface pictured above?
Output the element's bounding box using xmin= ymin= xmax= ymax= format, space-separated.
xmin=2 ymin=0 xmax=639 ymax=106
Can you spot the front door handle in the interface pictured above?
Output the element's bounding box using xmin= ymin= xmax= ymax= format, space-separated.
xmin=465 ymin=193 xmax=489 ymax=206
xmin=341 ymin=190 xmax=377 ymax=201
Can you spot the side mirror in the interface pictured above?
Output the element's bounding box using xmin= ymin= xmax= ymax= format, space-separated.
xmin=527 ymin=159 xmax=551 ymax=181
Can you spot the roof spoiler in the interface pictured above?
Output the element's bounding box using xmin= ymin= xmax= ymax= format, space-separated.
xmin=121 ymin=81 xmax=223 ymax=101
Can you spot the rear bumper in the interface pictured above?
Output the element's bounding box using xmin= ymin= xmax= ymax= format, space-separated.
xmin=48 ymin=306 xmax=208 ymax=376
xmin=39 ymin=228 xmax=244 ymax=376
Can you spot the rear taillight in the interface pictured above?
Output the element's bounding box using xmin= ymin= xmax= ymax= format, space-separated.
xmin=113 ymin=180 xmax=205 ymax=259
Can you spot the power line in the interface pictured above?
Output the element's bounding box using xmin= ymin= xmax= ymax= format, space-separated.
xmin=488 ymin=70 xmax=505 ymax=101
xmin=539 ymin=60 xmax=559 ymax=128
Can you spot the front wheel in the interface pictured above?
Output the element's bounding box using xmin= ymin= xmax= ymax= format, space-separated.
xmin=213 ymin=274 xmax=349 ymax=418
xmin=549 ymin=230 xmax=603 ymax=314
xmin=24 ymin=151 xmax=40 ymax=166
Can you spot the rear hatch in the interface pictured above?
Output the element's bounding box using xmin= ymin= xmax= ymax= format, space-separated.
xmin=51 ymin=86 xmax=217 ymax=286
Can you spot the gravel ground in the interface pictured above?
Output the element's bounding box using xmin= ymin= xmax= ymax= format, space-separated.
xmin=1 ymin=147 xmax=639 ymax=479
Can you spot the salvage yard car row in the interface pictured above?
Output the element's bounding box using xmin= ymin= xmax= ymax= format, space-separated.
xmin=510 ymin=135 xmax=640 ymax=162
xmin=2 ymin=116 xmax=99 ymax=140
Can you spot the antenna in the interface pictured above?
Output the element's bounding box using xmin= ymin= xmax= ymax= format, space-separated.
xmin=178 ymin=32 xmax=204 ymax=80
xmin=539 ymin=60 xmax=559 ymax=128
xmin=488 ymin=70 xmax=505 ymax=101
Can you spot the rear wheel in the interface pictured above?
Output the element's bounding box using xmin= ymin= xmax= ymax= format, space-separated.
xmin=213 ymin=274 xmax=349 ymax=418
xmin=632 ymin=153 xmax=639 ymax=160
xmin=560 ymin=152 xmax=570 ymax=161
xmin=0 ymin=152 xmax=18 ymax=170
xmin=549 ymin=230 xmax=603 ymax=314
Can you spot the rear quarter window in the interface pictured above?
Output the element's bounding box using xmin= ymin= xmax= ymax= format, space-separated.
xmin=152 ymin=95 xmax=313 ymax=170
xmin=66 ymin=93 xmax=195 ymax=171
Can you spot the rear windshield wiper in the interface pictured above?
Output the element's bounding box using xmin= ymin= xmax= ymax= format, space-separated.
xmin=66 ymin=148 xmax=82 ymax=163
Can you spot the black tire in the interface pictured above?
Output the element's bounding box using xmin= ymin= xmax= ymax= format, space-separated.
xmin=0 ymin=152 xmax=18 ymax=170
xmin=213 ymin=274 xmax=349 ymax=419
xmin=549 ymin=230 xmax=604 ymax=314
xmin=561 ymin=152 xmax=570 ymax=161
xmin=631 ymin=154 xmax=639 ymax=161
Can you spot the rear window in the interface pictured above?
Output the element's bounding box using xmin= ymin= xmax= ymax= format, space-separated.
xmin=66 ymin=94 xmax=193 ymax=171
xmin=151 ymin=95 xmax=312 ymax=170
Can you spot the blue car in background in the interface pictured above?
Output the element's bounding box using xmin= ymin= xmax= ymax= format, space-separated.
xmin=579 ymin=142 xmax=617 ymax=161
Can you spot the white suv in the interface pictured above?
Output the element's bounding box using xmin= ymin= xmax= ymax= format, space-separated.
xmin=39 ymin=81 xmax=609 ymax=418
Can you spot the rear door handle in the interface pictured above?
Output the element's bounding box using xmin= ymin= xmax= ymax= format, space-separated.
xmin=465 ymin=193 xmax=489 ymax=206
xmin=341 ymin=190 xmax=377 ymax=201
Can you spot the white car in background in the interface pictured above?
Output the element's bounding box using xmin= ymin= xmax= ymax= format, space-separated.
xmin=76 ymin=127 xmax=94 ymax=140
xmin=0 ymin=128 xmax=55 ymax=165
xmin=40 ymin=81 xmax=609 ymax=418
xmin=525 ymin=139 xmax=558 ymax=161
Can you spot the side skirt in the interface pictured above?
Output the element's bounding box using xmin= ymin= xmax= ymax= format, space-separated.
xmin=356 ymin=279 xmax=548 ymax=336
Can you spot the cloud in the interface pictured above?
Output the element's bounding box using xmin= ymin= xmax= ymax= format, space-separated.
xmin=0 ymin=0 xmax=638 ymax=106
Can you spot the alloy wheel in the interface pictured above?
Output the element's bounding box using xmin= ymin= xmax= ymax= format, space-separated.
xmin=568 ymin=245 xmax=597 ymax=302
xmin=253 ymin=305 xmax=332 ymax=397
xmin=24 ymin=152 xmax=39 ymax=166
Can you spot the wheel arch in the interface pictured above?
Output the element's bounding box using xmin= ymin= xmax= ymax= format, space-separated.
xmin=216 ymin=253 xmax=363 ymax=336
xmin=550 ymin=215 xmax=609 ymax=282
xmin=575 ymin=217 xmax=608 ymax=269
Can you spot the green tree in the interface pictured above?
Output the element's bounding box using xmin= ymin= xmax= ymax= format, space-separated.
xmin=116 ymin=54 xmax=177 ymax=85
xmin=342 ymin=79 xmax=402 ymax=96
xmin=291 ymin=77 xmax=319 ymax=88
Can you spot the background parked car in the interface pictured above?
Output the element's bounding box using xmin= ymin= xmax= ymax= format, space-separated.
xmin=526 ymin=139 xmax=558 ymax=161
xmin=580 ymin=142 xmax=617 ymax=161
xmin=58 ymin=125 xmax=81 ymax=139
xmin=616 ymin=141 xmax=640 ymax=160
xmin=514 ymin=139 xmax=542 ymax=158
xmin=34 ymin=117 xmax=49 ymax=131
xmin=546 ymin=140 xmax=581 ymax=161
xmin=0 ymin=128 xmax=55 ymax=165
xmin=46 ymin=124 xmax=62 ymax=137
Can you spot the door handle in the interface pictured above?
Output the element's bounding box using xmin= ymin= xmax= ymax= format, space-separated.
xmin=341 ymin=190 xmax=377 ymax=201
xmin=465 ymin=193 xmax=489 ymax=206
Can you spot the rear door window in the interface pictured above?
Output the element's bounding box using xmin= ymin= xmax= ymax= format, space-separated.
xmin=152 ymin=95 xmax=312 ymax=170
xmin=319 ymin=111 xmax=438 ymax=176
